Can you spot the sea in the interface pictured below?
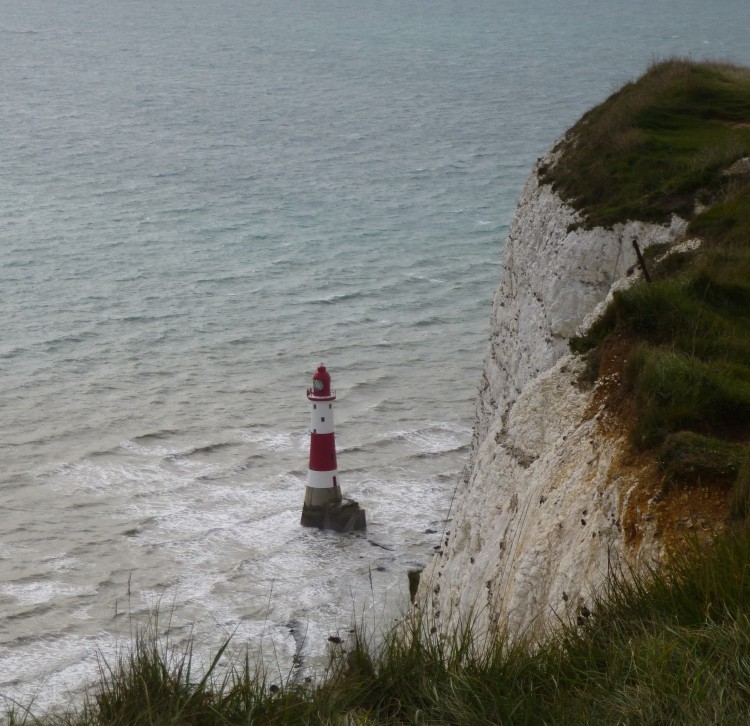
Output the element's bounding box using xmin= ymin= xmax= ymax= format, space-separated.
xmin=2 ymin=0 xmax=749 ymax=713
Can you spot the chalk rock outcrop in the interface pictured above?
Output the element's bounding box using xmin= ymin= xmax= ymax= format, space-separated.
xmin=417 ymin=154 xmax=687 ymax=642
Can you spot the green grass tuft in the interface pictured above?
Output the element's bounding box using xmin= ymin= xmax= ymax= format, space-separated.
xmin=659 ymin=431 xmax=747 ymax=483
xmin=689 ymin=185 xmax=750 ymax=249
xmin=625 ymin=346 xmax=750 ymax=447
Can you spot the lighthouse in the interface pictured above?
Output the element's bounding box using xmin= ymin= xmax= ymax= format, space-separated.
xmin=300 ymin=365 xmax=366 ymax=532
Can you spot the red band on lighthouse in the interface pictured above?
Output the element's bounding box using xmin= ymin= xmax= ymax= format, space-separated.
xmin=309 ymin=433 xmax=337 ymax=471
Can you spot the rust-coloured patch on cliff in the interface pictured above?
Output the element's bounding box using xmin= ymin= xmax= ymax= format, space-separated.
xmin=585 ymin=333 xmax=731 ymax=556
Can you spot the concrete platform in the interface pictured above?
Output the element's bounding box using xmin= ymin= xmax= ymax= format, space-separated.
xmin=300 ymin=498 xmax=366 ymax=532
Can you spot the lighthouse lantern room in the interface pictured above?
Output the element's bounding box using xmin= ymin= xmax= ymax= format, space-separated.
xmin=300 ymin=365 xmax=366 ymax=532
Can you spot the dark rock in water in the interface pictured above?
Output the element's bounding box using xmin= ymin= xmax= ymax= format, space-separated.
xmin=300 ymin=498 xmax=366 ymax=532
xmin=368 ymin=540 xmax=395 ymax=551
xmin=407 ymin=568 xmax=422 ymax=603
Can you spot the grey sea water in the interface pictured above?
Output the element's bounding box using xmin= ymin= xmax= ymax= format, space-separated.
xmin=2 ymin=0 xmax=750 ymax=712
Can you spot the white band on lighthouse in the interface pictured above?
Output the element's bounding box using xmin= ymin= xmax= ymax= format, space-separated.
xmin=310 ymin=403 xmax=335 ymax=435
xmin=307 ymin=469 xmax=339 ymax=488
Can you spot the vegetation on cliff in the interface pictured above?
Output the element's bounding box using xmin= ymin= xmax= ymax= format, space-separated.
xmin=541 ymin=59 xmax=750 ymax=228
xmin=564 ymin=59 xmax=750 ymax=510
xmin=9 ymin=59 xmax=750 ymax=724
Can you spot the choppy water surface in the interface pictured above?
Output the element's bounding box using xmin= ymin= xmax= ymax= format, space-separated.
xmin=2 ymin=0 xmax=749 ymax=712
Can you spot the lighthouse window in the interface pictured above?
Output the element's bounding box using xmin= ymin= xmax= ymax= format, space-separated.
xmin=328 ymin=404 xmax=332 ymax=409
xmin=321 ymin=417 xmax=325 ymax=422
xmin=313 ymin=404 xmax=317 ymax=409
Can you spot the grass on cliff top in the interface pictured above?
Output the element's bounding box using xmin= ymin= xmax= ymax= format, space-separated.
xmin=566 ymin=60 xmax=750 ymax=475
xmin=541 ymin=59 xmax=750 ymax=228
xmin=9 ymin=527 xmax=750 ymax=725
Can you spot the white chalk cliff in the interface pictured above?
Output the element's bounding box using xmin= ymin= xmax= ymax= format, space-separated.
xmin=416 ymin=150 xmax=689 ymax=643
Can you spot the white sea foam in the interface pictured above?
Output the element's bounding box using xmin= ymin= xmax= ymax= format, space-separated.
xmin=396 ymin=422 xmax=472 ymax=454
xmin=48 ymin=459 xmax=200 ymax=497
xmin=119 ymin=439 xmax=184 ymax=457
xmin=39 ymin=555 xmax=82 ymax=572
xmin=0 ymin=631 xmax=117 ymax=713
xmin=1 ymin=580 xmax=98 ymax=606
xmin=238 ymin=430 xmax=309 ymax=452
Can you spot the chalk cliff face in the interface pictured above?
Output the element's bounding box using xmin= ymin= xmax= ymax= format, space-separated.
xmin=417 ymin=152 xmax=689 ymax=642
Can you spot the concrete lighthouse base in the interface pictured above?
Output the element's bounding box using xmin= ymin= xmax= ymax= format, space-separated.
xmin=300 ymin=496 xmax=367 ymax=533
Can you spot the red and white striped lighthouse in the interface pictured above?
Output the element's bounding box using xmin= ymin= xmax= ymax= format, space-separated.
xmin=304 ymin=364 xmax=341 ymax=507
xmin=300 ymin=364 xmax=366 ymax=532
